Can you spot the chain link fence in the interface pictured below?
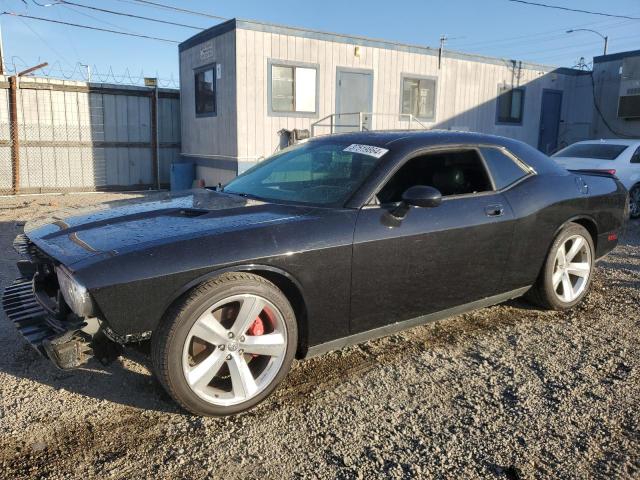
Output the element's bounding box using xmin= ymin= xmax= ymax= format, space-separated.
xmin=0 ymin=78 xmax=181 ymax=195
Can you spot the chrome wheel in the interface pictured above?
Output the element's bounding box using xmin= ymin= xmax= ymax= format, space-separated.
xmin=630 ymin=186 xmax=640 ymax=218
xmin=182 ymin=294 xmax=287 ymax=406
xmin=552 ymin=234 xmax=591 ymax=303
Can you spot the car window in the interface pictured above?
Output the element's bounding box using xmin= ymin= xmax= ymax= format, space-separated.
xmin=631 ymin=146 xmax=640 ymax=164
xmin=377 ymin=149 xmax=492 ymax=204
xmin=480 ymin=147 xmax=528 ymax=189
xmin=224 ymin=142 xmax=380 ymax=206
xmin=553 ymin=143 xmax=628 ymax=160
xmin=261 ymin=150 xmax=356 ymax=184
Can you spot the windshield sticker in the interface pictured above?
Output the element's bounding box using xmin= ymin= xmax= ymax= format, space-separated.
xmin=343 ymin=144 xmax=389 ymax=158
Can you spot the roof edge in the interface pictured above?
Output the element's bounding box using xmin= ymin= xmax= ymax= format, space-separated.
xmin=179 ymin=18 xmax=236 ymax=52
xmin=594 ymin=49 xmax=640 ymax=63
xmin=180 ymin=17 xmax=585 ymax=74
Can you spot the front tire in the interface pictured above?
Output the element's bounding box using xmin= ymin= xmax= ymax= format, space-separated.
xmin=152 ymin=272 xmax=297 ymax=416
xmin=630 ymin=184 xmax=640 ymax=219
xmin=526 ymin=223 xmax=594 ymax=310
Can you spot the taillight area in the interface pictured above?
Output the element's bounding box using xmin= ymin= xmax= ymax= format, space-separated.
xmin=572 ymin=168 xmax=618 ymax=178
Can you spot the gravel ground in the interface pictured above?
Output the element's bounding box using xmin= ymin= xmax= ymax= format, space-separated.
xmin=0 ymin=192 xmax=638 ymax=479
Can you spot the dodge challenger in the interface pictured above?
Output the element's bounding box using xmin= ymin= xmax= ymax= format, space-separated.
xmin=2 ymin=131 xmax=629 ymax=416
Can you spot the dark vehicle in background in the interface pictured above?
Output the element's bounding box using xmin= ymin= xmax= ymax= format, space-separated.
xmin=2 ymin=131 xmax=628 ymax=416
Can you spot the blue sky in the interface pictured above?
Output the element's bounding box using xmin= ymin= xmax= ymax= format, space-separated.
xmin=1 ymin=0 xmax=639 ymax=86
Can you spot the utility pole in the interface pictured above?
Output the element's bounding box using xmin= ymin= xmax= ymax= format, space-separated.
xmin=0 ymin=22 xmax=5 ymax=75
xmin=438 ymin=34 xmax=447 ymax=69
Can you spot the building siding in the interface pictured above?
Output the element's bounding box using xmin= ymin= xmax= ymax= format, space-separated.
xmin=180 ymin=19 xmax=596 ymax=184
xmin=179 ymin=29 xmax=238 ymax=184
xmin=234 ymin=27 xmax=591 ymax=166
xmin=591 ymin=55 xmax=640 ymax=139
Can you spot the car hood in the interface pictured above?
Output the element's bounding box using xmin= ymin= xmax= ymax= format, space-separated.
xmin=25 ymin=189 xmax=313 ymax=267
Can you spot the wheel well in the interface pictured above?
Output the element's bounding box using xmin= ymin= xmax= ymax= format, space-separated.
xmin=249 ymin=270 xmax=308 ymax=358
xmin=572 ymin=217 xmax=598 ymax=251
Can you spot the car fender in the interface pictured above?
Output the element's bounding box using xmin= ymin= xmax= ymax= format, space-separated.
xmin=159 ymin=262 xmax=308 ymax=323
xmin=545 ymin=214 xmax=600 ymax=264
xmin=532 ymin=214 xmax=600 ymax=281
xmin=552 ymin=214 xmax=599 ymax=240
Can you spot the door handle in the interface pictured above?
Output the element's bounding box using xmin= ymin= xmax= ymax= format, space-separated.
xmin=485 ymin=204 xmax=504 ymax=217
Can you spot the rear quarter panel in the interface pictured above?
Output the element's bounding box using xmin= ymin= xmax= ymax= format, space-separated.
xmin=501 ymin=172 xmax=626 ymax=290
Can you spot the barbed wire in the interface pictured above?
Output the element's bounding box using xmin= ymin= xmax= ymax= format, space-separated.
xmin=2 ymin=57 xmax=179 ymax=88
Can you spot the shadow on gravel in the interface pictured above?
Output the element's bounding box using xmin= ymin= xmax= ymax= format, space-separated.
xmin=0 ymin=339 xmax=182 ymax=414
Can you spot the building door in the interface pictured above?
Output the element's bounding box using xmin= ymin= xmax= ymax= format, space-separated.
xmin=538 ymin=89 xmax=563 ymax=154
xmin=335 ymin=68 xmax=373 ymax=132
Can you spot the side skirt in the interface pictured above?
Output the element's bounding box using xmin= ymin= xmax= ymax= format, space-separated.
xmin=303 ymin=286 xmax=531 ymax=359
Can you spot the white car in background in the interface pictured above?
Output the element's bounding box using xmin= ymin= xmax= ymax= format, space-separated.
xmin=552 ymin=139 xmax=640 ymax=218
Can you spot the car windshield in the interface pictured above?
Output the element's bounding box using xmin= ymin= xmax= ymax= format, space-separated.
xmin=223 ymin=141 xmax=384 ymax=206
xmin=553 ymin=143 xmax=628 ymax=160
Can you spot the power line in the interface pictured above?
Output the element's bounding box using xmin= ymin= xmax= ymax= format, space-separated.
xmin=1 ymin=11 xmax=180 ymax=43
xmin=450 ymin=18 xmax=635 ymax=50
xmin=56 ymin=1 xmax=204 ymax=30
xmin=15 ymin=14 xmax=76 ymax=69
xmin=123 ymin=0 xmax=227 ymax=20
xmin=507 ymin=1 xmax=640 ymax=20
xmin=513 ymin=33 xmax=638 ymax=58
xmin=58 ymin=3 xmax=140 ymax=35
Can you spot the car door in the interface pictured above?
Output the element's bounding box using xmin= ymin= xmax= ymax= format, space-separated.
xmin=349 ymin=146 xmax=518 ymax=334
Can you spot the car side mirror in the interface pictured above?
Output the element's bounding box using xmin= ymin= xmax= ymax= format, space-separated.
xmin=401 ymin=185 xmax=442 ymax=208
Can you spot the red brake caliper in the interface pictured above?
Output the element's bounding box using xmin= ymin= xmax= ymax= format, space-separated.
xmin=247 ymin=317 xmax=264 ymax=336
xmin=246 ymin=317 xmax=264 ymax=359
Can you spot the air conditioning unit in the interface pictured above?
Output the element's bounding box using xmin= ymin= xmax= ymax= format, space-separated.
xmin=618 ymin=56 xmax=640 ymax=119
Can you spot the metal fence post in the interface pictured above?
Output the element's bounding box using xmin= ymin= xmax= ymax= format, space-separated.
xmin=150 ymin=86 xmax=159 ymax=190
xmin=359 ymin=112 xmax=363 ymax=132
xmin=9 ymin=76 xmax=19 ymax=195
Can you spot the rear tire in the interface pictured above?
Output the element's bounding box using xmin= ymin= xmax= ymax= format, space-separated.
xmin=526 ymin=223 xmax=594 ymax=311
xmin=151 ymin=272 xmax=297 ymax=416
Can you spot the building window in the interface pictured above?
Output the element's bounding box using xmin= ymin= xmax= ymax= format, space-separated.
xmin=195 ymin=64 xmax=216 ymax=116
xmin=269 ymin=61 xmax=318 ymax=116
xmin=401 ymin=75 xmax=437 ymax=120
xmin=496 ymin=86 xmax=524 ymax=124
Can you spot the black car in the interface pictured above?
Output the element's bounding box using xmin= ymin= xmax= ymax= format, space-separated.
xmin=2 ymin=131 xmax=628 ymax=416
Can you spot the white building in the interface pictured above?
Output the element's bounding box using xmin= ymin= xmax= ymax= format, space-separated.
xmin=179 ymin=18 xmax=594 ymax=185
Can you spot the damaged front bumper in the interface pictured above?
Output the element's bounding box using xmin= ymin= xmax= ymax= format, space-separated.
xmin=2 ymin=234 xmax=121 ymax=369
xmin=2 ymin=278 xmax=95 ymax=368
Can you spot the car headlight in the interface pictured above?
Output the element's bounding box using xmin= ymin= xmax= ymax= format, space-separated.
xmin=56 ymin=266 xmax=95 ymax=317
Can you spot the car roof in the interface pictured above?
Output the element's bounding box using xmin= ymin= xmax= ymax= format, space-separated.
xmin=307 ymin=129 xmax=566 ymax=177
xmin=307 ymin=129 xmax=517 ymax=148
